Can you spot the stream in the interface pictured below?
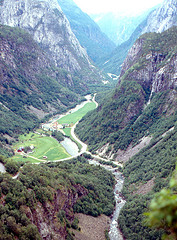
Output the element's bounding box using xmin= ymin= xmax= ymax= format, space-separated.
xmin=88 ymin=160 xmax=126 ymax=240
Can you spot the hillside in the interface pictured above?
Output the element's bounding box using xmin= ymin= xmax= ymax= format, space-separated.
xmin=76 ymin=27 xmax=177 ymax=238
xmin=100 ymin=0 xmax=177 ymax=75
xmin=57 ymin=0 xmax=116 ymax=63
xmin=0 ymin=0 xmax=107 ymax=91
xmin=76 ymin=26 xmax=177 ymax=156
xmin=0 ymin=25 xmax=81 ymax=156
xmin=0 ymin=157 xmax=115 ymax=239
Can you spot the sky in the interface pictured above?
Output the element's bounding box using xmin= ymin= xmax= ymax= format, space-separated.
xmin=73 ymin=0 xmax=164 ymax=15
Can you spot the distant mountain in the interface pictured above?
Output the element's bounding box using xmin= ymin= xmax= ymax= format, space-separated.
xmin=57 ymin=0 xmax=116 ymax=63
xmin=100 ymin=0 xmax=177 ymax=75
xmin=91 ymin=9 xmax=153 ymax=45
xmin=0 ymin=0 xmax=106 ymax=91
xmin=99 ymin=19 xmax=148 ymax=75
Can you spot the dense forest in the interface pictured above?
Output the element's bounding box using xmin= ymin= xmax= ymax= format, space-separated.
xmin=0 ymin=156 xmax=115 ymax=239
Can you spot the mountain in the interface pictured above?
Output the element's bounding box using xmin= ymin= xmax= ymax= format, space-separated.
xmin=57 ymin=0 xmax=116 ymax=63
xmin=91 ymin=9 xmax=154 ymax=45
xmin=76 ymin=27 xmax=177 ymax=238
xmin=100 ymin=19 xmax=148 ymax=75
xmin=0 ymin=0 xmax=106 ymax=90
xmin=0 ymin=24 xmax=83 ymax=156
xmin=76 ymin=26 xmax=177 ymax=159
xmin=142 ymin=0 xmax=177 ymax=33
xmin=100 ymin=0 xmax=177 ymax=75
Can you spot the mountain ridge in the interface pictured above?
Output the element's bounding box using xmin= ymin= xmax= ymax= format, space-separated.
xmin=0 ymin=0 xmax=106 ymax=90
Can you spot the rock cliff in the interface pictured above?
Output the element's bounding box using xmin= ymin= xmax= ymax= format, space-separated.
xmin=142 ymin=0 xmax=177 ymax=34
xmin=120 ymin=27 xmax=177 ymax=95
xmin=0 ymin=0 xmax=104 ymax=86
xmin=100 ymin=0 xmax=177 ymax=75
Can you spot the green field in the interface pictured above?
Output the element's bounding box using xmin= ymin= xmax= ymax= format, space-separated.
xmin=11 ymin=100 xmax=96 ymax=163
xmin=12 ymin=132 xmax=70 ymax=163
xmin=58 ymin=101 xmax=96 ymax=125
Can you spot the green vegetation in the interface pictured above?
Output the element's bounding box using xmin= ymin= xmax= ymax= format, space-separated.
xmin=51 ymin=130 xmax=64 ymax=142
xmin=76 ymin=27 xmax=177 ymax=154
xmin=145 ymin=166 xmax=177 ymax=240
xmin=118 ymin=127 xmax=177 ymax=239
xmin=58 ymin=101 xmax=97 ymax=125
xmin=75 ymin=27 xmax=177 ymax=239
xmin=76 ymin=80 xmax=145 ymax=153
xmin=12 ymin=132 xmax=70 ymax=162
xmin=0 ymin=156 xmax=115 ymax=239
xmin=0 ymin=24 xmax=81 ymax=156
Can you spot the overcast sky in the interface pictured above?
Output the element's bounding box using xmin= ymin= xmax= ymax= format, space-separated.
xmin=73 ymin=0 xmax=164 ymax=15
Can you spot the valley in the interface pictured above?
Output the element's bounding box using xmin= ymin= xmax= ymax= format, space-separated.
xmin=0 ymin=0 xmax=177 ymax=239
xmin=11 ymin=95 xmax=97 ymax=163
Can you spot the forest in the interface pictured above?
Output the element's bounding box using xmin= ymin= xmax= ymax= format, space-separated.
xmin=0 ymin=156 xmax=115 ymax=239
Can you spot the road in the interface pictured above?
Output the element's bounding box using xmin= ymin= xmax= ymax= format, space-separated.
xmin=17 ymin=94 xmax=122 ymax=167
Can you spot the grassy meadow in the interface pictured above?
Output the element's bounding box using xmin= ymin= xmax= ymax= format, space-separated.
xmin=58 ymin=101 xmax=96 ymax=125
xmin=12 ymin=132 xmax=70 ymax=163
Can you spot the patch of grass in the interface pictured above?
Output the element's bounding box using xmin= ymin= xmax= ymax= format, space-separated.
xmin=12 ymin=133 xmax=70 ymax=162
xmin=58 ymin=102 xmax=96 ymax=125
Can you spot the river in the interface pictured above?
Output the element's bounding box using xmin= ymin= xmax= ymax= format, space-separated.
xmin=88 ymin=160 xmax=125 ymax=240
xmin=56 ymin=95 xmax=125 ymax=239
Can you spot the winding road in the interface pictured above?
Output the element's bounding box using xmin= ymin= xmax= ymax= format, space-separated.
xmin=21 ymin=93 xmax=122 ymax=167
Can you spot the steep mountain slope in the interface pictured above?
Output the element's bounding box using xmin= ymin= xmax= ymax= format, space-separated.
xmin=0 ymin=25 xmax=80 ymax=156
xmin=101 ymin=0 xmax=177 ymax=75
xmin=76 ymin=26 xmax=177 ymax=239
xmin=0 ymin=158 xmax=115 ymax=239
xmin=76 ymin=27 xmax=177 ymax=155
xmin=57 ymin=0 xmax=116 ymax=63
xmin=142 ymin=0 xmax=177 ymax=33
xmin=0 ymin=0 xmax=106 ymax=90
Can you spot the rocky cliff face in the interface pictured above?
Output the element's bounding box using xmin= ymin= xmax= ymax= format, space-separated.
xmin=0 ymin=0 xmax=104 ymax=86
xmin=142 ymin=0 xmax=177 ymax=34
xmin=23 ymin=185 xmax=88 ymax=239
xmin=120 ymin=27 xmax=177 ymax=96
xmin=100 ymin=0 xmax=177 ymax=75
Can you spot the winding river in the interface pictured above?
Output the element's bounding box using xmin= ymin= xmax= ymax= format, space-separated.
xmin=54 ymin=95 xmax=125 ymax=240
xmin=89 ymin=160 xmax=125 ymax=240
xmin=9 ymin=94 xmax=125 ymax=239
